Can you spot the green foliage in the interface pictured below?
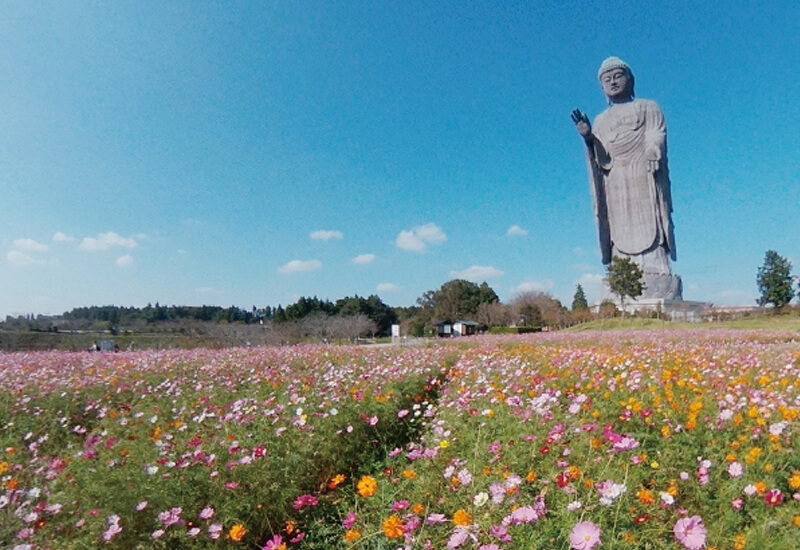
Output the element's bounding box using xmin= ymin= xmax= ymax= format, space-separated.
xmin=572 ymin=284 xmax=589 ymax=311
xmin=606 ymin=257 xmax=645 ymax=313
xmin=757 ymin=250 xmax=795 ymax=309
xmin=416 ymin=279 xmax=499 ymax=323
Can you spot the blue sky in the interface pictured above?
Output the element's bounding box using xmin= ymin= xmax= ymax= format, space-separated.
xmin=1 ymin=1 xmax=798 ymax=318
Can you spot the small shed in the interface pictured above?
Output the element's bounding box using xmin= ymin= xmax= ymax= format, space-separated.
xmin=452 ymin=320 xmax=480 ymax=337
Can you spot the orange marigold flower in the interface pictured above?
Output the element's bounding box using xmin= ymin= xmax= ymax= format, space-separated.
xmin=357 ymin=475 xmax=378 ymax=498
xmin=794 ymin=516 xmax=800 ymax=528
xmin=754 ymin=481 xmax=767 ymax=495
xmin=402 ymin=470 xmax=417 ymax=480
xmin=227 ymin=524 xmax=247 ymax=542
xmin=452 ymin=509 xmax=472 ymax=527
xmin=734 ymin=534 xmax=746 ymax=550
xmin=345 ymin=528 xmax=362 ymax=542
xmin=0 ymin=462 xmax=9 ymax=475
xmin=567 ymin=466 xmax=581 ymax=480
xmin=382 ymin=515 xmax=404 ymax=539
xmin=328 ymin=474 xmax=346 ymax=490
xmin=789 ymin=471 xmax=800 ymax=491
xmin=637 ymin=489 xmax=655 ymax=505
xmin=412 ymin=503 xmax=425 ymax=516
xmin=526 ymin=470 xmax=537 ymax=483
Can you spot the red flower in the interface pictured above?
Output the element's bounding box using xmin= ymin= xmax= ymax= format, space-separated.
xmin=764 ymin=489 xmax=783 ymax=507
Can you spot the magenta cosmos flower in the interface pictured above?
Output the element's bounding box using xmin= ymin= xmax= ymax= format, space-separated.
xmin=674 ymin=515 xmax=706 ymax=550
xmin=569 ymin=521 xmax=601 ymax=550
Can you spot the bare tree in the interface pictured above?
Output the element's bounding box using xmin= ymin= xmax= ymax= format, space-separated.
xmin=476 ymin=302 xmax=513 ymax=328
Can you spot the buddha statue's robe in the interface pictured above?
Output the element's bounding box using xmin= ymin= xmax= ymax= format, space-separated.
xmin=584 ymin=98 xmax=676 ymax=272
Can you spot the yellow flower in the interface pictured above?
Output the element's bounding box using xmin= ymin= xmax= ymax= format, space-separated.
xmin=0 ymin=462 xmax=9 ymax=475
xmin=794 ymin=516 xmax=800 ymax=528
xmin=227 ymin=524 xmax=247 ymax=542
xmin=357 ymin=475 xmax=378 ymax=498
xmin=789 ymin=471 xmax=800 ymax=490
xmin=453 ymin=509 xmax=472 ymax=527
xmin=345 ymin=528 xmax=362 ymax=542
xmin=328 ymin=474 xmax=346 ymax=490
xmin=734 ymin=534 xmax=746 ymax=550
xmin=439 ymin=440 xmax=450 ymax=449
xmin=402 ymin=469 xmax=417 ymax=480
xmin=412 ymin=503 xmax=426 ymax=516
xmin=382 ymin=515 xmax=404 ymax=539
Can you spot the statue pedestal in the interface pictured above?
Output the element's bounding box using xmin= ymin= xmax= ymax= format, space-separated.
xmin=602 ymin=272 xmax=683 ymax=302
xmin=593 ymin=297 xmax=710 ymax=322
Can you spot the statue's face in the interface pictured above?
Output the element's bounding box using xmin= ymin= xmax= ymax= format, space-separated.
xmin=600 ymin=69 xmax=631 ymax=100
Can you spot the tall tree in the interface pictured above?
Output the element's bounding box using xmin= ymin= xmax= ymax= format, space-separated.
xmin=572 ymin=284 xmax=589 ymax=311
xmin=416 ymin=279 xmax=499 ymax=322
xmin=605 ymin=257 xmax=645 ymax=317
xmin=756 ymin=250 xmax=795 ymax=309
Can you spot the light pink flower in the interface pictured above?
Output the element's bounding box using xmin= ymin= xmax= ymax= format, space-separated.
xmin=674 ymin=515 xmax=706 ymax=550
xmin=208 ymin=523 xmax=222 ymax=540
xmin=569 ymin=521 xmax=601 ymax=550
xmin=447 ymin=527 xmax=470 ymax=549
xmin=262 ymin=535 xmax=285 ymax=550
xmin=727 ymin=462 xmax=743 ymax=478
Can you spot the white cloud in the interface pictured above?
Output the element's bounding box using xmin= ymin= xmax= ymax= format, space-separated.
xmin=506 ymin=225 xmax=528 ymax=237
xmin=7 ymin=250 xmax=44 ymax=266
xmin=377 ymin=283 xmax=400 ymax=293
xmin=79 ymin=232 xmax=138 ymax=252
xmin=352 ymin=254 xmax=376 ymax=265
xmin=278 ymin=259 xmax=323 ymax=274
xmin=512 ymin=279 xmax=556 ymax=294
xmin=53 ymin=231 xmax=76 ymax=244
xmin=396 ymin=223 xmax=446 ymax=252
xmin=450 ymin=265 xmax=505 ymax=282
xmin=116 ymin=255 xmax=134 ymax=268
xmin=12 ymin=238 xmax=49 ymax=252
xmin=310 ymin=230 xmax=343 ymax=241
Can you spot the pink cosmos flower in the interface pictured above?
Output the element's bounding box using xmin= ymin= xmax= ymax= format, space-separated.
xmin=673 ymin=515 xmax=706 ymax=550
xmin=447 ymin=527 xmax=470 ymax=549
xmin=199 ymin=506 xmax=215 ymax=521
xmin=569 ymin=521 xmax=601 ymax=550
xmin=727 ymin=462 xmax=743 ymax=478
xmin=262 ymin=535 xmax=285 ymax=550
xmin=342 ymin=512 xmax=357 ymax=529
xmin=135 ymin=501 xmax=148 ymax=512
xmin=292 ymin=494 xmax=318 ymax=510
xmin=208 ymin=523 xmax=222 ymax=540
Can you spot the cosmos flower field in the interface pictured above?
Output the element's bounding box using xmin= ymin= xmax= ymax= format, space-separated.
xmin=2 ymin=330 xmax=800 ymax=549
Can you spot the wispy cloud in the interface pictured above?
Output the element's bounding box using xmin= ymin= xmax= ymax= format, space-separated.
xmin=116 ymin=255 xmax=134 ymax=268
xmin=7 ymin=250 xmax=44 ymax=266
xmin=352 ymin=254 xmax=376 ymax=265
xmin=12 ymin=238 xmax=49 ymax=252
xmin=310 ymin=230 xmax=343 ymax=241
xmin=53 ymin=232 xmax=76 ymax=244
xmin=396 ymin=223 xmax=447 ymax=252
xmin=79 ymin=232 xmax=138 ymax=252
xmin=278 ymin=259 xmax=323 ymax=274
xmin=506 ymin=225 xmax=528 ymax=237
xmin=450 ymin=265 xmax=504 ymax=282
xmin=377 ymin=283 xmax=400 ymax=293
